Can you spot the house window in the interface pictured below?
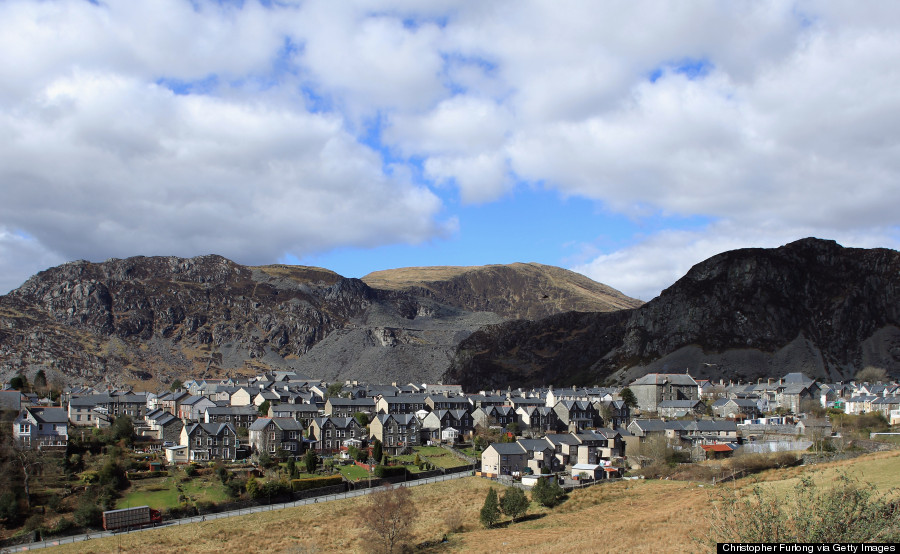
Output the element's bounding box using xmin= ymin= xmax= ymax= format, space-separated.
xmin=269 ymin=444 xmax=276 ymax=452
xmin=18 ymin=424 xmax=29 ymax=434
xmin=223 ymin=448 xmax=230 ymax=458
xmin=196 ymin=438 xmax=202 ymax=446
xmin=270 ymin=432 xmax=276 ymax=441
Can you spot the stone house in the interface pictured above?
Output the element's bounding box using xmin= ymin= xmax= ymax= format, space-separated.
xmin=180 ymin=422 xmax=239 ymax=462
xmin=248 ymin=417 xmax=304 ymax=456
xmin=369 ymin=413 xmax=422 ymax=454
xmin=628 ymin=373 xmax=699 ymax=412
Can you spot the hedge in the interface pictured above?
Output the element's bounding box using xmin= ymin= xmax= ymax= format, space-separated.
xmin=291 ymin=475 xmax=344 ymax=492
xmin=128 ymin=470 xmax=167 ymax=480
xmin=373 ymin=465 xmax=407 ymax=478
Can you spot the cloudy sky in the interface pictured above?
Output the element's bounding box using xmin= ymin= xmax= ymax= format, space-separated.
xmin=1 ymin=1 xmax=899 ymax=300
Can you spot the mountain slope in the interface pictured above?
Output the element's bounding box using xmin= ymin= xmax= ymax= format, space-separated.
xmin=0 ymin=256 xmax=635 ymax=388
xmin=362 ymin=262 xmax=642 ymax=320
xmin=444 ymin=238 xmax=900 ymax=389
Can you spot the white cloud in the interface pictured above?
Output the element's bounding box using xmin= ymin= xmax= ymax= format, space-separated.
xmin=0 ymin=228 xmax=66 ymax=294
xmin=573 ymin=224 xmax=900 ymax=302
xmin=0 ymin=71 xmax=448 ymax=280
xmin=2 ymin=1 xmax=900 ymax=297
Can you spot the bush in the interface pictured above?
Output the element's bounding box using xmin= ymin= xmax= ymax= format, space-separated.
xmin=702 ymin=473 xmax=900 ymax=544
xmin=48 ymin=517 xmax=77 ymax=536
xmin=73 ymin=502 xmax=102 ymax=529
xmin=374 ymin=465 xmax=407 ymax=478
xmin=291 ymin=475 xmax=344 ymax=492
xmin=259 ymin=480 xmax=292 ymax=498
xmin=0 ymin=491 xmax=21 ymax=523
xmin=531 ymin=477 xmax=566 ymax=508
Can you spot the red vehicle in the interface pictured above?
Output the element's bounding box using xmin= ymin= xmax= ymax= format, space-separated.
xmin=102 ymin=506 xmax=162 ymax=531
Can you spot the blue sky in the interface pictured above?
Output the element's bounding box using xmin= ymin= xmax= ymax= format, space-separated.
xmin=1 ymin=1 xmax=899 ymax=300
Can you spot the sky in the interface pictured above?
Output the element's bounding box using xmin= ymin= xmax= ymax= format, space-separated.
xmin=1 ymin=1 xmax=899 ymax=301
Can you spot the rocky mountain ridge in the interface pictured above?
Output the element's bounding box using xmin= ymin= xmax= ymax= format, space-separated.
xmin=444 ymin=238 xmax=900 ymax=390
xmin=0 ymin=256 xmax=635 ymax=388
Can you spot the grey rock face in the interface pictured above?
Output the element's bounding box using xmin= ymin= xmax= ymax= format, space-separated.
xmin=446 ymin=239 xmax=900 ymax=390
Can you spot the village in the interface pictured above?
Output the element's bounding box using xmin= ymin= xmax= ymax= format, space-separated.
xmin=1 ymin=369 xmax=898 ymax=546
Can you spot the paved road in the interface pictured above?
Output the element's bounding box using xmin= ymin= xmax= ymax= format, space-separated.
xmin=2 ymin=471 xmax=474 ymax=553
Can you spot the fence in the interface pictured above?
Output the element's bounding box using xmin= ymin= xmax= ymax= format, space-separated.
xmin=0 ymin=472 xmax=472 ymax=554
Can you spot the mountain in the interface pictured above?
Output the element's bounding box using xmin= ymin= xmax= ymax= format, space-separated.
xmin=444 ymin=238 xmax=900 ymax=390
xmin=0 ymin=256 xmax=637 ymax=389
xmin=362 ymin=263 xmax=642 ymax=319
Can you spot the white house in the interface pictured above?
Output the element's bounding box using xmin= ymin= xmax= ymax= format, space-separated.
xmin=14 ymin=406 xmax=68 ymax=448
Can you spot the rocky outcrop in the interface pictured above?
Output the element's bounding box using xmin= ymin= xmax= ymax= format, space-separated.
xmin=0 ymin=256 xmax=635 ymax=388
xmin=445 ymin=239 xmax=900 ymax=390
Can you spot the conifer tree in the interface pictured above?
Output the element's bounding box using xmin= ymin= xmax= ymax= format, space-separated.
xmin=480 ymin=488 xmax=500 ymax=528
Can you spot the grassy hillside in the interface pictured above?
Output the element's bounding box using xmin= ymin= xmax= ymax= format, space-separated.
xmin=48 ymin=451 xmax=900 ymax=553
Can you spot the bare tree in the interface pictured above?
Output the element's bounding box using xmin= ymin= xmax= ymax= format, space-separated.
xmin=5 ymin=440 xmax=43 ymax=511
xmin=363 ymin=484 xmax=417 ymax=554
xmin=855 ymin=366 xmax=888 ymax=383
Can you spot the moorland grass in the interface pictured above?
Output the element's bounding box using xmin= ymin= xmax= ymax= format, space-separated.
xmin=50 ymin=451 xmax=900 ymax=553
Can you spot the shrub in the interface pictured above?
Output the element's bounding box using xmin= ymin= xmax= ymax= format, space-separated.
xmin=246 ymin=477 xmax=260 ymax=499
xmin=531 ymin=477 xmax=566 ymax=508
xmin=701 ymin=473 xmax=900 ymax=545
xmin=259 ymin=480 xmax=292 ymax=498
xmin=290 ymin=475 xmax=344 ymax=492
xmin=73 ymin=502 xmax=102 ymax=529
xmin=48 ymin=517 xmax=77 ymax=536
xmin=0 ymin=491 xmax=21 ymax=523
xmin=374 ymin=465 xmax=407 ymax=478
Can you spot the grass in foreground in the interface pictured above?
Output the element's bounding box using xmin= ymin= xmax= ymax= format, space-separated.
xmin=48 ymin=451 xmax=900 ymax=553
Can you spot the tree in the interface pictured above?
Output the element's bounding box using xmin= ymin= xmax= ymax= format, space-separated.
xmin=303 ymin=448 xmax=318 ymax=473
xmin=258 ymin=400 xmax=271 ymax=416
xmin=855 ymin=366 xmax=888 ymax=383
xmin=170 ymin=379 xmax=183 ymax=392
xmin=701 ymin=473 xmax=900 ymax=545
xmin=501 ymin=487 xmax=529 ymax=522
xmin=33 ymin=370 xmax=47 ymax=395
xmin=325 ymin=382 xmax=344 ymax=399
xmin=479 ymin=488 xmax=501 ymax=528
xmin=110 ymin=415 xmax=134 ymax=445
xmin=285 ymin=457 xmax=296 ymax=478
xmin=353 ymin=411 xmax=370 ymax=427
xmin=620 ymin=387 xmax=638 ymax=409
xmin=531 ymin=477 xmax=566 ymax=508
xmin=363 ymin=484 xmax=416 ymax=554
xmin=9 ymin=374 xmax=28 ymax=392
xmin=246 ymin=476 xmax=260 ymax=499
xmin=372 ymin=439 xmax=383 ymax=464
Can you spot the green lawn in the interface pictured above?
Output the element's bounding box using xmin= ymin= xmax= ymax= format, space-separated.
xmin=338 ymin=464 xmax=370 ymax=481
xmin=412 ymin=446 xmax=470 ymax=469
xmin=118 ymin=474 xmax=231 ymax=510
